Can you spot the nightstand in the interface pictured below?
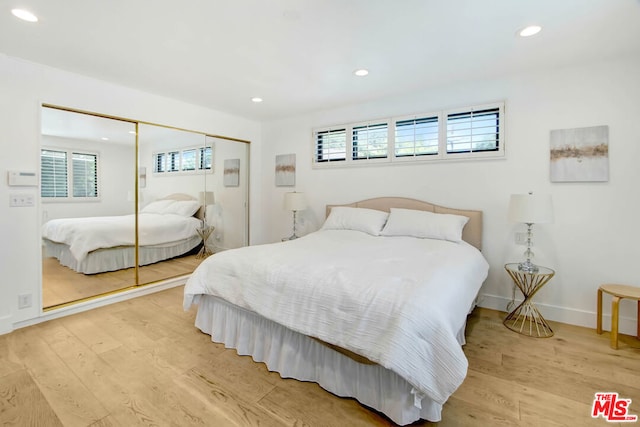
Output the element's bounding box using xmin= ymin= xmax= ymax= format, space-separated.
xmin=503 ymin=263 xmax=555 ymax=337
xmin=196 ymin=225 xmax=215 ymax=259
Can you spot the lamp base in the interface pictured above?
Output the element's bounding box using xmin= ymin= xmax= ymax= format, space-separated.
xmin=518 ymin=260 xmax=539 ymax=273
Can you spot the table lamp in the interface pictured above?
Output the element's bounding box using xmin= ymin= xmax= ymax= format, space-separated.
xmin=508 ymin=192 xmax=554 ymax=273
xmin=283 ymin=192 xmax=307 ymax=240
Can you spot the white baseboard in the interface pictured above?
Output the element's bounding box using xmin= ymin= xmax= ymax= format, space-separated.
xmin=478 ymin=293 xmax=638 ymax=336
xmin=11 ymin=277 xmax=188 ymax=332
xmin=0 ymin=315 xmax=12 ymax=336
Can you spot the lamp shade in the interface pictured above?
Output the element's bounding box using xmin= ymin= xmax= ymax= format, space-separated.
xmin=283 ymin=192 xmax=307 ymax=211
xmin=199 ymin=191 xmax=214 ymax=205
xmin=508 ymin=193 xmax=554 ymax=224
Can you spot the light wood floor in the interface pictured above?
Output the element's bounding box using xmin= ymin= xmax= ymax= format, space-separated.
xmin=42 ymin=255 xmax=202 ymax=309
xmin=1 ymin=286 xmax=639 ymax=426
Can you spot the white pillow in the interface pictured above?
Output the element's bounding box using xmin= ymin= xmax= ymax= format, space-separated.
xmin=140 ymin=199 xmax=176 ymax=214
xmin=321 ymin=207 xmax=388 ymax=236
xmin=162 ymin=200 xmax=200 ymax=217
xmin=380 ymin=208 xmax=469 ymax=242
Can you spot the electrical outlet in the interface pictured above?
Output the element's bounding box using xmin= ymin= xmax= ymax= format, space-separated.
xmin=18 ymin=293 xmax=32 ymax=309
xmin=515 ymin=232 xmax=527 ymax=246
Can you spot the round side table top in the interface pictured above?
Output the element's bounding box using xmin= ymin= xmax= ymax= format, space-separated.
xmin=504 ymin=263 xmax=555 ymax=276
xmin=599 ymin=284 xmax=640 ymax=300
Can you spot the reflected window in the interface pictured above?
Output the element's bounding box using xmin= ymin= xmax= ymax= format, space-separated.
xmin=199 ymin=146 xmax=212 ymax=170
xmin=154 ymin=152 xmax=166 ymax=173
xmin=182 ymin=149 xmax=197 ymax=171
xmin=167 ymin=151 xmax=180 ymax=172
xmin=41 ymin=149 xmax=98 ymax=199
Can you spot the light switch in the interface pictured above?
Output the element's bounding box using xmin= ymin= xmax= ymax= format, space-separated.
xmin=9 ymin=193 xmax=34 ymax=207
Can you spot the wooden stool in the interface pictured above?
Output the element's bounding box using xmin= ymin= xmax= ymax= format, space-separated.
xmin=597 ymin=284 xmax=640 ymax=349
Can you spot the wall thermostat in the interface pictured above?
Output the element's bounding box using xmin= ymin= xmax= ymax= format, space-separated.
xmin=7 ymin=170 xmax=39 ymax=187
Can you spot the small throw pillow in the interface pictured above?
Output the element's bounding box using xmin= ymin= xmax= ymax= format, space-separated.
xmin=321 ymin=206 xmax=389 ymax=236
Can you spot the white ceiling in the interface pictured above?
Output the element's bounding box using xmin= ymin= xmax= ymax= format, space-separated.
xmin=2 ymin=0 xmax=640 ymax=121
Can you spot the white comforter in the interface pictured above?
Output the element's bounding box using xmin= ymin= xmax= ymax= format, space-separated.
xmin=184 ymin=229 xmax=489 ymax=406
xmin=42 ymin=213 xmax=201 ymax=262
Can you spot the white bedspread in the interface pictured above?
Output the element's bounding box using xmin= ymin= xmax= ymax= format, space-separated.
xmin=42 ymin=213 xmax=201 ymax=262
xmin=184 ymin=229 xmax=489 ymax=406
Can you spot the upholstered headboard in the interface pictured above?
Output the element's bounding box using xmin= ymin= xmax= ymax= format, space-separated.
xmin=326 ymin=197 xmax=483 ymax=251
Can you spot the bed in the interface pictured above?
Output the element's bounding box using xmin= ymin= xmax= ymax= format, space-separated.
xmin=183 ymin=197 xmax=489 ymax=425
xmin=42 ymin=193 xmax=203 ymax=274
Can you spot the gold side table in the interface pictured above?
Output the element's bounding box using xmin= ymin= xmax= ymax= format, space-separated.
xmin=196 ymin=226 xmax=215 ymax=259
xmin=504 ymin=263 xmax=555 ymax=337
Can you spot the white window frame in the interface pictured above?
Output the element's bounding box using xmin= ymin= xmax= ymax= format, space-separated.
xmin=391 ymin=112 xmax=442 ymax=163
xmin=443 ymin=102 xmax=504 ymax=160
xmin=41 ymin=147 xmax=101 ymax=202
xmin=350 ymin=120 xmax=390 ymax=164
xmin=312 ymin=101 xmax=505 ymax=168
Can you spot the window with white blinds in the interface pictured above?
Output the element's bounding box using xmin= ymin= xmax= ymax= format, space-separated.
xmin=153 ymin=145 xmax=213 ymax=175
xmin=352 ymin=123 xmax=388 ymax=160
xmin=181 ymin=149 xmax=197 ymax=171
xmin=199 ymin=146 xmax=212 ymax=170
xmin=41 ymin=149 xmax=68 ymax=198
xmin=154 ymin=152 xmax=166 ymax=173
xmin=167 ymin=151 xmax=180 ymax=172
xmin=446 ymin=107 xmax=500 ymax=154
xmin=41 ymin=149 xmax=98 ymax=199
xmin=312 ymin=101 xmax=504 ymax=167
xmin=315 ymin=128 xmax=347 ymax=162
xmin=394 ymin=116 xmax=439 ymax=157
xmin=72 ymin=153 xmax=98 ymax=197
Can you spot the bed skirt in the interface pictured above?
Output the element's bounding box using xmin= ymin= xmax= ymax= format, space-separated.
xmin=44 ymin=236 xmax=201 ymax=274
xmin=194 ymin=294 xmax=443 ymax=425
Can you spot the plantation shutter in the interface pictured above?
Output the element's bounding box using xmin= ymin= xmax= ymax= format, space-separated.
xmin=40 ymin=149 xmax=68 ymax=198
xmin=352 ymin=123 xmax=388 ymax=160
xmin=395 ymin=116 xmax=439 ymax=157
xmin=72 ymin=152 xmax=98 ymax=197
xmin=446 ymin=107 xmax=500 ymax=154
xmin=315 ymin=128 xmax=347 ymax=162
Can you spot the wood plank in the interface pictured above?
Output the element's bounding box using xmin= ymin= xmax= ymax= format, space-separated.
xmin=6 ymin=327 xmax=109 ymax=426
xmin=0 ymin=370 xmax=64 ymax=427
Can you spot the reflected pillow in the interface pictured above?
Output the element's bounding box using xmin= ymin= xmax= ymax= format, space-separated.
xmin=162 ymin=200 xmax=200 ymax=217
xmin=380 ymin=208 xmax=469 ymax=242
xmin=321 ymin=207 xmax=388 ymax=236
xmin=140 ymin=199 xmax=176 ymax=214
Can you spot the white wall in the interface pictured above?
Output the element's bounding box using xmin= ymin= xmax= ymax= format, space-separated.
xmin=0 ymin=54 xmax=262 ymax=334
xmin=260 ymin=56 xmax=640 ymax=335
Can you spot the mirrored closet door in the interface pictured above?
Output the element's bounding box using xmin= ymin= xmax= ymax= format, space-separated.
xmin=41 ymin=106 xmax=137 ymax=308
xmin=41 ymin=106 xmax=251 ymax=310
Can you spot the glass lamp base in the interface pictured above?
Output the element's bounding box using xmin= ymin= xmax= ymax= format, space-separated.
xmin=518 ymin=260 xmax=539 ymax=273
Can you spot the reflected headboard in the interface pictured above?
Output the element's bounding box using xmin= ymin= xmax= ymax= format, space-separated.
xmin=326 ymin=197 xmax=483 ymax=251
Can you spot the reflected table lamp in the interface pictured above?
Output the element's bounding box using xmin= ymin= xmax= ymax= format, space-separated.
xmin=283 ymin=192 xmax=307 ymax=240
xmin=508 ymin=192 xmax=554 ymax=273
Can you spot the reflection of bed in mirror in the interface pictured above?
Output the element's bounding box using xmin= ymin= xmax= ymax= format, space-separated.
xmin=42 ymin=193 xmax=203 ymax=274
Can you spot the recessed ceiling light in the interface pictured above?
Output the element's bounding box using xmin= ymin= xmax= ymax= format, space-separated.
xmin=11 ymin=9 xmax=38 ymax=23
xmin=518 ymin=25 xmax=542 ymax=37
xmin=101 ymin=137 xmax=109 ymax=141
xmin=354 ymin=69 xmax=369 ymax=77
xmin=251 ymin=97 xmax=263 ymax=103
